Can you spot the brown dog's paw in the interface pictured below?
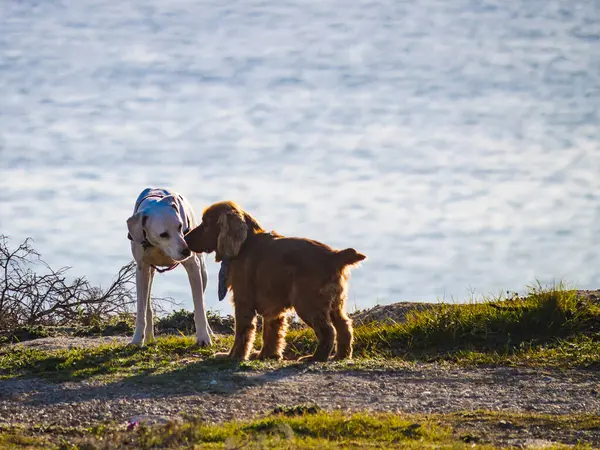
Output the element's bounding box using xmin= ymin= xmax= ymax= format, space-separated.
xmin=332 ymin=353 xmax=352 ymax=361
xmin=215 ymin=351 xmax=250 ymax=361
xmin=247 ymin=350 xmax=260 ymax=360
xmin=256 ymin=352 xmax=283 ymax=361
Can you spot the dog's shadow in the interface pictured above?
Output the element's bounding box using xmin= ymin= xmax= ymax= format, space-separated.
xmin=18 ymin=343 xmax=307 ymax=407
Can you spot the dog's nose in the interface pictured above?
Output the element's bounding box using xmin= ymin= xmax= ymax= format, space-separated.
xmin=181 ymin=248 xmax=192 ymax=258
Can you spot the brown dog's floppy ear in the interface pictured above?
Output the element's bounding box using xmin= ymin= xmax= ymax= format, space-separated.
xmin=217 ymin=210 xmax=247 ymax=258
xmin=127 ymin=212 xmax=146 ymax=244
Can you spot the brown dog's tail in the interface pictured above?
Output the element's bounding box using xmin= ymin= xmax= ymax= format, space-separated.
xmin=334 ymin=248 xmax=366 ymax=268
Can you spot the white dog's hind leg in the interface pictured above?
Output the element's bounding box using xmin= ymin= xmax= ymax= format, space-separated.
xmin=130 ymin=262 xmax=153 ymax=345
xmin=198 ymin=253 xmax=214 ymax=337
xmin=143 ymin=267 xmax=156 ymax=344
xmin=199 ymin=253 xmax=208 ymax=294
xmin=183 ymin=255 xmax=212 ymax=347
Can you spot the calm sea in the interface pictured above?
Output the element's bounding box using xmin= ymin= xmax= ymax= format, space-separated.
xmin=1 ymin=0 xmax=599 ymax=314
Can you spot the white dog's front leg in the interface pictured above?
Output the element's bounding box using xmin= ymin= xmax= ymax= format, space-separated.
xmin=183 ymin=255 xmax=212 ymax=347
xmin=144 ymin=267 xmax=156 ymax=344
xmin=130 ymin=262 xmax=153 ymax=345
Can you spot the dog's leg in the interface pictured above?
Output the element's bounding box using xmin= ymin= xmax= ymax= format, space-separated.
xmin=130 ymin=262 xmax=153 ymax=346
xmin=143 ymin=268 xmax=157 ymax=344
xmin=295 ymin=307 xmax=335 ymax=362
xmin=257 ymin=314 xmax=288 ymax=360
xmin=330 ymin=307 xmax=353 ymax=360
xmin=199 ymin=253 xmax=208 ymax=294
xmin=199 ymin=254 xmax=213 ymax=336
xmin=183 ymin=255 xmax=212 ymax=347
xmin=310 ymin=315 xmax=336 ymax=362
xmin=226 ymin=305 xmax=257 ymax=361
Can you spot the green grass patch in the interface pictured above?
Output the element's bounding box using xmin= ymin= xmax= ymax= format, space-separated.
xmin=0 ymin=430 xmax=52 ymax=449
xmin=451 ymin=334 xmax=600 ymax=366
xmin=0 ymin=335 xmax=234 ymax=381
xmin=287 ymin=282 xmax=600 ymax=364
xmin=1 ymin=283 xmax=598 ymax=382
xmin=1 ymin=410 xmax=598 ymax=449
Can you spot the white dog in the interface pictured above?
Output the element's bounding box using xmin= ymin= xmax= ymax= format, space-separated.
xmin=126 ymin=188 xmax=212 ymax=346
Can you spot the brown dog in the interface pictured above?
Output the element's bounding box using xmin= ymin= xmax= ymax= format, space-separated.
xmin=184 ymin=201 xmax=366 ymax=362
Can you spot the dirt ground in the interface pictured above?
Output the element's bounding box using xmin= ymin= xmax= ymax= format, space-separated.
xmin=1 ymin=360 xmax=599 ymax=446
xmin=1 ymin=293 xmax=599 ymax=447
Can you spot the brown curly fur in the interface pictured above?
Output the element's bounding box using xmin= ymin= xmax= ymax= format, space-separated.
xmin=185 ymin=201 xmax=366 ymax=362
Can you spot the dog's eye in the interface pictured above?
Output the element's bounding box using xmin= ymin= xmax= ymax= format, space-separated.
xmin=160 ymin=232 xmax=169 ymax=239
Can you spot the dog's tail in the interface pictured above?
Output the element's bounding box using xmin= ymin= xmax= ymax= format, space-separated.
xmin=334 ymin=248 xmax=366 ymax=268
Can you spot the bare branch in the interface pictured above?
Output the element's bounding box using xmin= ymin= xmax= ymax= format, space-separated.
xmin=0 ymin=235 xmax=143 ymax=329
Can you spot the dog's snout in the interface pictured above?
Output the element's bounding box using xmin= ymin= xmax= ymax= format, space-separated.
xmin=181 ymin=248 xmax=192 ymax=258
xmin=184 ymin=227 xmax=204 ymax=253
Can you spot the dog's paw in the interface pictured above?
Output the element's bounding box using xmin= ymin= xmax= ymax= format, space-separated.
xmin=214 ymin=351 xmax=250 ymax=361
xmin=256 ymin=352 xmax=283 ymax=361
xmin=195 ymin=336 xmax=212 ymax=347
xmin=195 ymin=328 xmax=212 ymax=347
xmin=127 ymin=340 xmax=144 ymax=347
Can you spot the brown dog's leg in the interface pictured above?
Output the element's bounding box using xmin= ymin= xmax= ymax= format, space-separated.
xmin=310 ymin=315 xmax=336 ymax=362
xmin=330 ymin=307 xmax=353 ymax=360
xmin=296 ymin=306 xmax=335 ymax=362
xmin=257 ymin=314 xmax=288 ymax=360
xmin=228 ymin=307 xmax=257 ymax=361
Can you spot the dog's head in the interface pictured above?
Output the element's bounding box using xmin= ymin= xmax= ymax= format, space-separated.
xmin=127 ymin=195 xmax=192 ymax=261
xmin=185 ymin=201 xmax=262 ymax=261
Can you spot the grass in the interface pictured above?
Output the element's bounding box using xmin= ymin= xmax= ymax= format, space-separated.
xmin=0 ymin=310 xmax=235 ymax=345
xmin=0 ymin=413 xmax=460 ymax=450
xmin=0 ymin=283 xmax=598 ymax=382
xmin=0 ymin=410 xmax=598 ymax=449
xmin=287 ymin=282 xmax=600 ymax=365
xmin=1 ymin=284 xmax=597 ymax=449
xmin=0 ymin=406 xmax=600 ymax=450
xmin=0 ymin=335 xmax=236 ymax=381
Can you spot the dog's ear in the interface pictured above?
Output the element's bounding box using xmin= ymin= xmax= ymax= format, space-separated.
xmin=217 ymin=210 xmax=247 ymax=258
xmin=242 ymin=211 xmax=263 ymax=234
xmin=127 ymin=212 xmax=147 ymax=244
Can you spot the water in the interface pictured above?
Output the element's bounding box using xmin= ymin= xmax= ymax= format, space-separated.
xmin=1 ymin=0 xmax=599 ymax=315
